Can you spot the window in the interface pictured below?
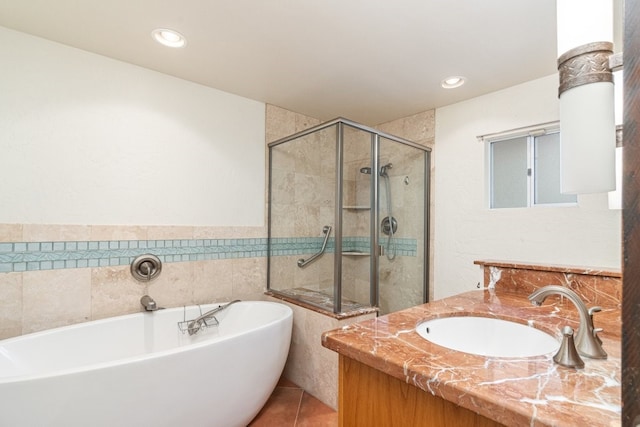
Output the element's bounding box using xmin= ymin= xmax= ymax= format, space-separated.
xmin=487 ymin=127 xmax=577 ymax=209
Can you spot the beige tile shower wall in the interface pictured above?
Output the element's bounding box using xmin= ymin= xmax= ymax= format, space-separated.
xmin=266 ymin=105 xmax=336 ymax=294
xmin=264 ymin=107 xmax=436 ymax=407
xmin=294 ymin=131 xmax=335 ymax=238
xmin=265 ymin=105 xmax=322 ymax=144
xmin=342 ymin=256 xmax=370 ymax=304
xmin=376 ymin=110 xmax=436 ymax=305
xmin=376 ymin=110 xmax=436 ymax=145
xmin=0 ymin=224 xmax=267 ymax=339
xmin=267 ymin=106 xmax=327 ymax=242
xmin=265 ymin=105 xmax=366 ymax=410
xmin=378 ymin=144 xmax=427 ymax=313
xmin=270 ymin=255 xmax=334 ymax=294
xmin=340 ymin=127 xmax=374 ymax=305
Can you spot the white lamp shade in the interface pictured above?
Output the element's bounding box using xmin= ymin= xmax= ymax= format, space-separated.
xmin=559 ymin=82 xmax=616 ymax=194
xmin=557 ymin=0 xmax=616 ymax=194
xmin=608 ymin=146 xmax=623 ymax=209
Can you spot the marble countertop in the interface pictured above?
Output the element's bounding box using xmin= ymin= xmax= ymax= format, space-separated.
xmin=321 ymin=289 xmax=621 ymax=427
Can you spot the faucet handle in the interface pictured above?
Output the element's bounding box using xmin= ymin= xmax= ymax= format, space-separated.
xmin=553 ymin=326 xmax=585 ymax=369
xmin=577 ymin=305 xmax=608 ymax=359
xmin=588 ymin=306 xmax=602 ymax=315
xmin=593 ymin=327 xmax=604 ymax=345
xmin=588 ymin=307 xmax=604 ymax=344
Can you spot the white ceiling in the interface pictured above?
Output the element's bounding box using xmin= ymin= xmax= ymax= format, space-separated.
xmin=0 ymin=0 xmax=561 ymax=125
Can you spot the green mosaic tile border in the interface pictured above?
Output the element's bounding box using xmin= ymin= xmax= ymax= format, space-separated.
xmin=0 ymin=236 xmax=417 ymax=273
xmin=269 ymin=236 xmax=417 ymax=257
xmin=0 ymin=239 xmax=269 ymax=273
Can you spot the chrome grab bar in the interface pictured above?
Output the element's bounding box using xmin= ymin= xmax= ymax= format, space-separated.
xmin=297 ymin=225 xmax=332 ymax=268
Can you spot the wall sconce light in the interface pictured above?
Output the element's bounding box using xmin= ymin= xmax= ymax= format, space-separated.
xmin=557 ymin=0 xmax=617 ymax=194
xmin=608 ymin=144 xmax=623 ymax=209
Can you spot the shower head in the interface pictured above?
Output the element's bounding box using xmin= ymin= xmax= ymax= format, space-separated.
xmin=380 ymin=163 xmax=393 ymax=177
xmin=361 ymin=164 xmax=393 ymax=176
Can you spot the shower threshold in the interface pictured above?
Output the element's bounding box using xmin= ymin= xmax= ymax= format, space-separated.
xmin=266 ymin=287 xmax=378 ymax=319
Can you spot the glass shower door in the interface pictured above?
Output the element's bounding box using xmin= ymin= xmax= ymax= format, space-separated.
xmin=267 ymin=117 xmax=430 ymax=316
xmin=268 ymin=123 xmax=337 ymax=308
xmin=376 ymin=136 xmax=428 ymax=314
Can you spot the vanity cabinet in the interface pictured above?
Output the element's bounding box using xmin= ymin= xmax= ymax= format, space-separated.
xmin=324 ymin=285 xmax=621 ymax=426
xmin=338 ymin=355 xmax=502 ymax=427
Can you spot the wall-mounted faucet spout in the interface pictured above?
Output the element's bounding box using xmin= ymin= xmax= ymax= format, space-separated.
xmin=528 ymin=285 xmax=607 ymax=359
xmin=140 ymin=295 xmax=158 ymax=311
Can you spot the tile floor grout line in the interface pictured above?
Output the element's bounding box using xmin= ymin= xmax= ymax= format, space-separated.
xmin=292 ymin=390 xmax=305 ymax=426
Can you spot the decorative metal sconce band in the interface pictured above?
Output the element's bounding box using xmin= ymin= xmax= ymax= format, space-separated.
xmin=557 ymin=41 xmax=614 ymax=97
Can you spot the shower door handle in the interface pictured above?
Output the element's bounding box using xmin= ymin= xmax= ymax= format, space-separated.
xmin=297 ymin=225 xmax=332 ymax=268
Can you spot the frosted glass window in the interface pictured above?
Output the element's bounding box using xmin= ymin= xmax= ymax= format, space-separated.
xmin=534 ymin=133 xmax=577 ymax=204
xmin=491 ymin=137 xmax=528 ymax=208
xmin=489 ymin=130 xmax=576 ymax=209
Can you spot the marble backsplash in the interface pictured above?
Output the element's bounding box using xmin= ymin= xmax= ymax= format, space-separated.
xmin=474 ymin=259 xmax=622 ymax=340
xmin=474 ymin=259 xmax=622 ymax=309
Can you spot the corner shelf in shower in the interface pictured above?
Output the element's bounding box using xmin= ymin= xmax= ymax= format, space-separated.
xmin=342 ymin=206 xmax=371 ymax=210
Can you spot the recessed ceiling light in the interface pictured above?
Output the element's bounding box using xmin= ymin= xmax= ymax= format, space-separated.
xmin=441 ymin=76 xmax=466 ymax=89
xmin=151 ymin=28 xmax=186 ymax=48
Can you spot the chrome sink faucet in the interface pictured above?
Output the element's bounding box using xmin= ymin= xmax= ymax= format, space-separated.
xmin=528 ymin=285 xmax=607 ymax=359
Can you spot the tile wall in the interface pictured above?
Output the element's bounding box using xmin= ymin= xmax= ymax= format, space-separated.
xmin=0 ymin=224 xmax=269 ymax=339
xmin=0 ymin=105 xmax=325 ymax=341
xmin=268 ymin=110 xmax=435 ymax=312
xmin=0 ymin=104 xmax=435 ymax=412
xmin=377 ymin=111 xmax=436 ymax=304
xmin=265 ymin=106 xmax=436 ymax=409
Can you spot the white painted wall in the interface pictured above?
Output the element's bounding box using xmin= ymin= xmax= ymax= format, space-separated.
xmin=433 ymin=75 xmax=622 ymax=300
xmin=0 ymin=26 xmax=265 ymax=226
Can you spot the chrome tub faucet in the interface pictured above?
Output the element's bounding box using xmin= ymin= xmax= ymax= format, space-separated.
xmin=528 ymin=285 xmax=607 ymax=360
xmin=140 ymin=295 xmax=159 ymax=311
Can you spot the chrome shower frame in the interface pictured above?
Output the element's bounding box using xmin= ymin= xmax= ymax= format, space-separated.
xmin=267 ymin=117 xmax=431 ymax=315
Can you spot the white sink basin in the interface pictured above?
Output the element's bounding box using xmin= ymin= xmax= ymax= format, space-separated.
xmin=415 ymin=316 xmax=559 ymax=358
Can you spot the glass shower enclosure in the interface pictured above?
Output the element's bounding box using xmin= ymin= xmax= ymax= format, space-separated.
xmin=267 ymin=118 xmax=430 ymax=316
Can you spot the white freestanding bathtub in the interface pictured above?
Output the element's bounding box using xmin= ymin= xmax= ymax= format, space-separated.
xmin=0 ymin=300 xmax=293 ymax=427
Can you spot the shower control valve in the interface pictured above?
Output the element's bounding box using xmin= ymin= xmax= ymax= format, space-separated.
xmin=381 ymin=216 xmax=398 ymax=236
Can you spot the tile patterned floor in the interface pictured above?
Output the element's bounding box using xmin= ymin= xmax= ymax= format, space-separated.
xmin=248 ymin=377 xmax=338 ymax=426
